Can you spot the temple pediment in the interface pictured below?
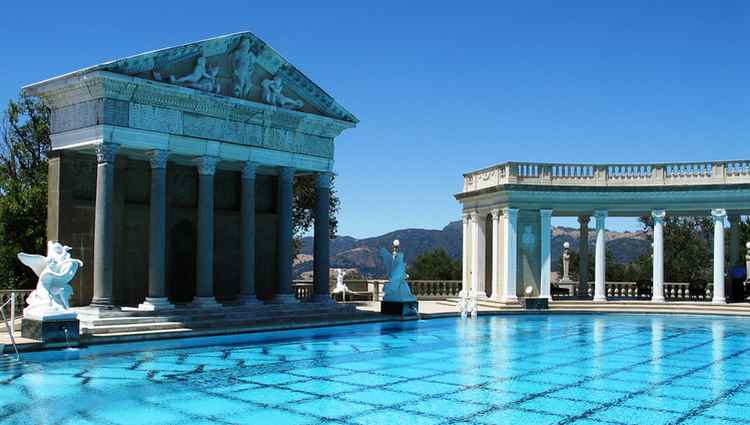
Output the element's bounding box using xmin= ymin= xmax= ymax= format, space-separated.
xmin=29 ymin=32 xmax=357 ymax=125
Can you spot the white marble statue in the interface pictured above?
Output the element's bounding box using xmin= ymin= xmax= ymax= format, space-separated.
xmin=169 ymin=54 xmax=221 ymax=94
xmin=231 ymin=37 xmax=256 ymax=98
xmin=331 ymin=269 xmax=350 ymax=300
xmin=261 ymin=76 xmax=304 ymax=110
xmin=19 ymin=241 xmax=83 ymax=320
xmin=379 ymin=245 xmax=416 ymax=303
xmin=457 ymin=289 xmax=478 ymax=319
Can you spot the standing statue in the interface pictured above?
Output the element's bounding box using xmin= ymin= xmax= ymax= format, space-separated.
xmin=231 ymin=37 xmax=256 ymax=98
xmin=261 ymin=76 xmax=304 ymax=110
xmin=19 ymin=241 xmax=83 ymax=319
xmin=562 ymin=241 xmax=571 ymax=282
xmin=379 ymin=246 xmax=416 ymax=302
xmin=331 ymin=268 xmax=350 ymax=301
xmin=169 ymin=54 xmax=221 ymax=94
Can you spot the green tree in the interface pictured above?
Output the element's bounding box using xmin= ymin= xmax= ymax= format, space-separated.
xmin=292 ymin=174 xmax=340 ymax=255
xmin=0 ymin=95 xmax=50 ymax=289
xmin=638 ymin=215 xmax=713 ymax=282
xmin=407 ymin=249 xmax=461 ymax=280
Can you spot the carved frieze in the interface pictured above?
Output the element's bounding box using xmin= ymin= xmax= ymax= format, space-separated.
xmin=129 ymin=103 xmax=182 ymax=134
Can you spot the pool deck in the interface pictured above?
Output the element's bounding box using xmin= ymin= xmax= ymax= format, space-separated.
xmin=3 ymin=299 xmax=750 ymax=353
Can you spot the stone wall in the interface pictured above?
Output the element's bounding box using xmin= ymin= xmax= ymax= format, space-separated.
xmin=47 ymin=151 xmax=279 ymax=307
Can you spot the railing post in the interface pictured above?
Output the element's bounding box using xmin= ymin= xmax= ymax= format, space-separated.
xmin=10 ymin=292 xmax=15 ymax=331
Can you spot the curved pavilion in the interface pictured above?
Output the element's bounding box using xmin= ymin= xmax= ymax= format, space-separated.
xmin=455 ymin=161 xmax=750 ymax=304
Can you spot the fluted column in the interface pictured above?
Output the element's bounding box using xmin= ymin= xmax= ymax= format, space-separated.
xmin=651 ymin=209 xmax=666 ymax=302
xmin=313 ymin=172 xmax=333 ymax=302
xmin=712 ymin=209 xmax=727 ymax=304
xmin=490 ymin=209 xmax=502 ymax=299
xmin=90 ymin=143 xmax=118 ymax=309
xmin=462 ymin=213 xmax=471 ymax=293
xmin=502 ymin=208 xmax=519 ymax=302
xmin=470 ymin=211 xmax=486 ymax=297
xmin=191 ymin=156 xmax=221 ymax=308
xmin=540 ymin=209 xmax=553 ymax=300
xmin=239 ymin=161 xmax=261 ymax=304
xmin=578 ymin=215 xmax=590 ymax=298
xmin=139 ymin=150 xmax=174 ymax=310
xmin=593 ymin=210 xmax=607 ymax=302
xmin=275 ymin=166 xmax=297 ymax=303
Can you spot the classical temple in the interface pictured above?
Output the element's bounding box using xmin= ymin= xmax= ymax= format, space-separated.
xmin=23 ymin=32 xmax=357 ymax=315
xmin=456 ymin=162 xmax=750 ymax=304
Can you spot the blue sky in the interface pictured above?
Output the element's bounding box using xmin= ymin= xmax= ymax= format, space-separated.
xmin=2 ymin=1 xmax=748 ymax=238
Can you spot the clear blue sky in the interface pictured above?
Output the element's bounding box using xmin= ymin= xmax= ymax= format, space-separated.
xmin=2 ymin=1 xmax=748 ymax=238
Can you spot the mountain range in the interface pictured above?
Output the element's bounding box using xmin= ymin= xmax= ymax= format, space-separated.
xmin=294 ymin=221 xmax=652 ymax=279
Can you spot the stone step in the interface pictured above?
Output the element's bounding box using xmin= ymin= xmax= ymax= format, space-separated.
xmin=0 ymin=354 xmax=21 ymax=370
xmin=81 ymin=311 xmax=370 ymax=335
xmin=75 ymin=301 xmax=353 ymax=320
xmin=80 ymin=304 xmax=355 ymax=327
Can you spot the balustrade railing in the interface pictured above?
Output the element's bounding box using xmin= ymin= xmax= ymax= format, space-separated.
xmin=553 ymin=282 xmax=713 ymax=301
xmin=408 ymin=280 xmax=462 ymax=299
xmin=292 ymin=282 xmax=314 ymax=301
xmin=463 ymin=160 xmax=750 ymax=192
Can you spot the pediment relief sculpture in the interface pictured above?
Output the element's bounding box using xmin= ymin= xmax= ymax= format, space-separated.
xmin=161 ymin=53 xmax=221 ymax=94
xmin=261 ymin=76 xmax=304 ymax=110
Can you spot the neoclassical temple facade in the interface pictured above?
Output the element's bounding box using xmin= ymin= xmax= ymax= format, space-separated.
xmin=23 ymin=32 xmax=357 ymax=311
xmin=456 ymin=162 xmax=750 ymax=304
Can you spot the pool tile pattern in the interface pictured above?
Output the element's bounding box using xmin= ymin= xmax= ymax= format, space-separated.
xmin=2 ymin=315 xmax=750 ymax=424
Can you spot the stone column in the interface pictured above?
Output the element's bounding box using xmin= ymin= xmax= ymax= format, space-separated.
xmin=712 ymin=209 xmax=727 ymax=304
xmin=651 ymin=209 xmax=666 ymax=303
xmin=470 ymin=211 xmax=486 ymax=297
xmin=313 ymin=172 xmax=333 ymax=302
xmin=139 ymin=150 xmax=174 ymax=311
xmin=191 ymin=156 xmax=221 ymax=308
xmin=276 ymin=166 xmax=297 ymax=303
xmin=745 ymin=242 xmax=750 ymax=281
xmin=540 ymin=209 xmax=553 ymax=300
xmin=490 ymin=209 xmax=502 ymax=300
xmin=593 ymin=210 xmax=607 ymax=302
xmin=462 ymin=213 xmax=471 ymax=293
xmin=239 ymin=161 xmax=261 ymax=304
xmin=90 ymin=143 xmax=118 ymax=309
xmin=578 ymin=215 xmax=590 ymax=298
xmin=502 ymin=208 xmax=519 ymax=302
xmin=729 ymin=215 xmax=741 ymax=267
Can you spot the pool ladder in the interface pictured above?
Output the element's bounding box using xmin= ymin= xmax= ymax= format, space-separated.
xmin=0 ymin=297 xmax=20 ymax=363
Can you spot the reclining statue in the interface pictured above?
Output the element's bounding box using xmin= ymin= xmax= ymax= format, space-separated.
xmin=18 ymin=241 xmax=83 ymax=320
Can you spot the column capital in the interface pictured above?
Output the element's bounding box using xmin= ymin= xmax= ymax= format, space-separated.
xmin=241 ymin=161 xmax=258 ymax=180
xmin=96 ymin=143 xmax=119 ymax=164
xmin=502 ymin=207 xmax=519 ymax=220
xmin=491 ymin=208 xmax=501 ymax=219
xmin=577 ymin=215 xmax=591 ymax=225
xmin=470 ymin=210 xmax=481 ymax=222
xmin=711 ymin=208 xmax=727 ymax=219
xmin=279 ymin=166 xmax=296 ymax=183
xmin=193 ymin=156 xmax=219 ymax=176
xmin=540 ymin=209 xmax=553 ymax=218
xmin=594 ymin=210 xmax=608 ymax=219
xmin=146 ymin=150 xmax=169 ymax=169
xmin=315 ymin=172 xmax=333 ymax=190
xmin=462 ymin=212 xmax=471 ymax=223
xmin=651 ymin=209 xmax=666 ymax=222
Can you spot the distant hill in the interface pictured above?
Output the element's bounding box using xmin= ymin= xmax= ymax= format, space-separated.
xmin=295 ymin=221 xmax=651 ymax=278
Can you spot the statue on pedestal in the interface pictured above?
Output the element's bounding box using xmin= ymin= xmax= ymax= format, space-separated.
xmin=19 ymin=241 xmax=82 ymax=320
xmin=379 ymin=240 xmax=418 ymax=317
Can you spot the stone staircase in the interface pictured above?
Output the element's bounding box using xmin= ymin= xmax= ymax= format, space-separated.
xmin=0 ymin=353 xmax=21 ymax=370
xmin=76 ymin=301 xmax=380 ymax=341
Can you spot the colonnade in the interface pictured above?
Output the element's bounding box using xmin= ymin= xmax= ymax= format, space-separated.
xmin=91 ymin=143 xmax=332 ymax=312
xmin=462 ymin=207 xmax=738 ymax=304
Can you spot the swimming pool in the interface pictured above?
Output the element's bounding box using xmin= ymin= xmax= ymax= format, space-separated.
xmin=2 ymin=314 xmax=750 ymax=425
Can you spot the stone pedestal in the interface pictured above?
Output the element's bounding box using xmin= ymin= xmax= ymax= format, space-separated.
xmin=22 ymin=317 xmax=80 ymax=346
xmin=524 ymin=297 xmax=549 ymax=310
xmin=381 ymin=300 xmax=419 ymax=317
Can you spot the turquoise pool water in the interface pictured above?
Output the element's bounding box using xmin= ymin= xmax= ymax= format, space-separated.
xmin=3 ymin=314 xmax=750 ymax=425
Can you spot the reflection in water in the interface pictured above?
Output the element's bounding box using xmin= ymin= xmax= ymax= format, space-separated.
xmin=651 ymin=318 xmax=664 ymax=376
xmin=591 ymin=316 xmax=605 ymax=375
xmin=712 ymin=319 xmax=726 ymax=392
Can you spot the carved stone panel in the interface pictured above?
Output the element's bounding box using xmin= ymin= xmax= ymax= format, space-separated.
xmin=129 ymin=103 xmax=182 ymax=134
